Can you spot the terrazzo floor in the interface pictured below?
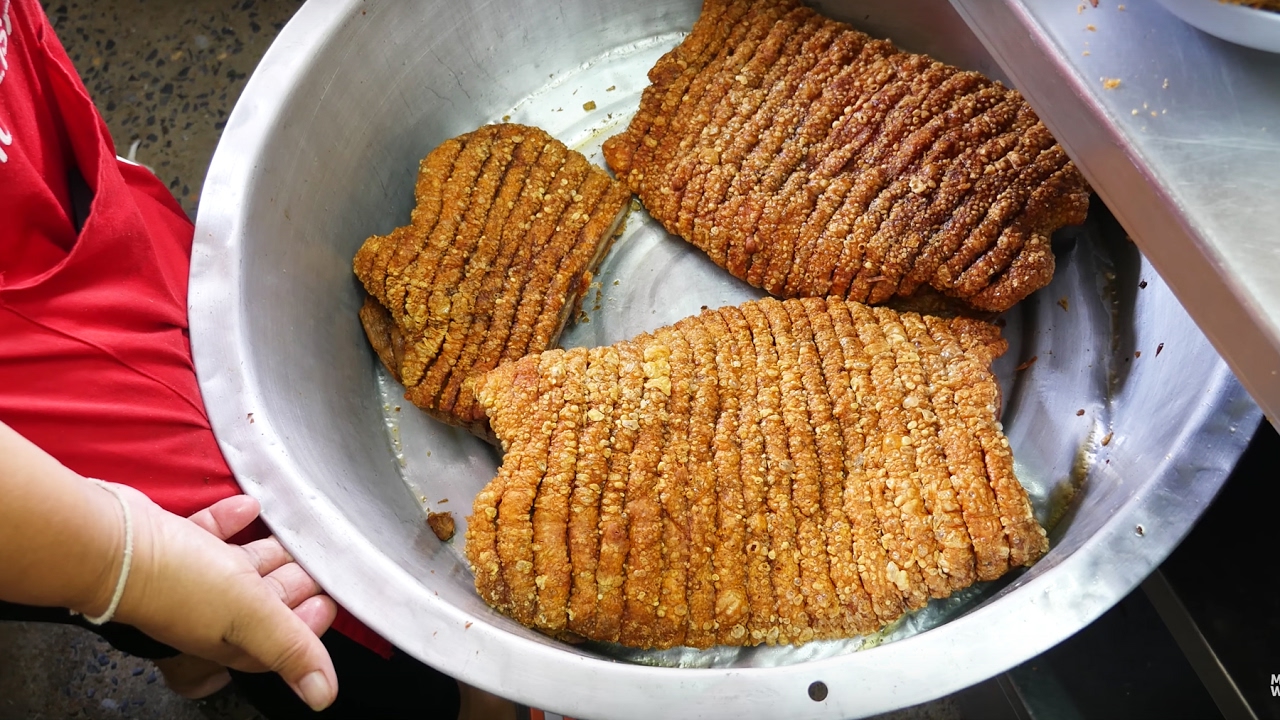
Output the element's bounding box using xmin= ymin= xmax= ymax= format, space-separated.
xmin=40 ymin=0 xmax=304 ymax=217
xmin=0 ymin=2 xmax=968 ymax=719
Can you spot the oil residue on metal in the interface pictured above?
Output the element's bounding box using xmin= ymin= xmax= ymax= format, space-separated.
xmin=377 ymin=372 xmax=410 ymax=470
xmin=1045 ymin=431 xmax=1101 ymax=531
xmin=1043 ymin=246 xmax=1120 ymax=532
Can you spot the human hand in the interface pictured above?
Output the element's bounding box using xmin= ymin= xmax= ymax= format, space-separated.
xmin=83 ymin=486 xmax=339 ymax=711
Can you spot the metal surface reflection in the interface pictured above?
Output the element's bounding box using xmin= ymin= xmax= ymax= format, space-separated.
xmin=189 ymin=1 xmax=1259 ymax=717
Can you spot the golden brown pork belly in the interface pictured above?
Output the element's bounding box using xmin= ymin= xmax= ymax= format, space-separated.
xmin=353 ymin=124 xmax=631 ymax=434
xmin=602 ymin=0 xmax=1090 ymax=313
xmin=465 ymin=297 xmax=1047 ymax=649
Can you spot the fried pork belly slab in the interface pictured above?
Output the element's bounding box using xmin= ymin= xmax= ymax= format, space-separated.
xmin=465 ymin=297 xmax=1047 ymax=650
xmin=353 ymin=124 xmax=632 ymax=434
xmin=602 ymin=0 xmax=1090 ymax=313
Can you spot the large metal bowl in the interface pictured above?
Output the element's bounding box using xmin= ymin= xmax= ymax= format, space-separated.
xmin=189 ymin=0 xmax=1260 ymax=717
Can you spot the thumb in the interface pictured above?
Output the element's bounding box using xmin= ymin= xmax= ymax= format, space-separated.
xmin=187 ymin=495 xmax=261 ymax=541
xmin=225 ymin=592 xmax=338 ymax=711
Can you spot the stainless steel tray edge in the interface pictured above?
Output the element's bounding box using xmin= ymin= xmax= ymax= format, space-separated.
xmin=948 ymin=0 xmax=1280 ymax=427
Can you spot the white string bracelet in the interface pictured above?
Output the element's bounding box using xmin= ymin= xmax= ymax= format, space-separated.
xmin=76 ymin=480 xmax=134 ymax=626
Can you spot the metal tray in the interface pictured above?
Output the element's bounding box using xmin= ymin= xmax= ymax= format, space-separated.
xmin=189 ymin=0 xmax=1259 ymax=717
xmin=949 ymin=0 xmax=1280 ymax=428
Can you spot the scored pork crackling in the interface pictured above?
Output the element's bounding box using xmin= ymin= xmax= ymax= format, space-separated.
xmin=354 ymin=124 xmax=632 ymax=435
xmin=602 ymin=0 xmax=1091 ymax=313
xmin=466 ymin=296 xmax=1047 ymax=650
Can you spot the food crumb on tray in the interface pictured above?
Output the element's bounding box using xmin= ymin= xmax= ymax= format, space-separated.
xmin=428 ymin=511 xmax=456 ymax=541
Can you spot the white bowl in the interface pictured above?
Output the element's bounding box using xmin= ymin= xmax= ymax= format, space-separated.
xmin=1157 ymin=0 xmax=1280 ymax=53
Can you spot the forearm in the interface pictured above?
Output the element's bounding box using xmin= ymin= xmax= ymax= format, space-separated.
xmin=1 ymin=422 xmax=339 ymax=709
xmin=0 ymin=421 xmax=123 ymax=616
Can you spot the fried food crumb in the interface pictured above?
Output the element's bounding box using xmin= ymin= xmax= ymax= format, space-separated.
xmin=583 ymin=100 xmax=597 ymax=112
xmin=428 ymin=511 xmax=456 ymax=541
xmin=1058 ymin=297 xmax=1070 ymax=311
xmin=1102 ymin=77 xmax=1121 ymax=89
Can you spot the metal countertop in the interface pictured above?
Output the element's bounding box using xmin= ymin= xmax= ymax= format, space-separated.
xmin=950 ymin=0 xmax=1280 ymax=424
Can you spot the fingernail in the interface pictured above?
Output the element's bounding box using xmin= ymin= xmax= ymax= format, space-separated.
xmin=296 ymin=671 xmax=333 ymax=711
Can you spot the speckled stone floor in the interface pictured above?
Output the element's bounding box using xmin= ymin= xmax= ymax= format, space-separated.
xmin=40 ymin=0 xmax=304 ymax=217
xmin=0 ymin=622 xmax=230 ymax=720
xmin=0 ymin=3 xmax=970 ymax=719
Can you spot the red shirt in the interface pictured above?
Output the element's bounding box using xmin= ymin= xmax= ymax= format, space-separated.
xmin=0 ymin=0 xmax=389 ymax=657
xmin=0 ymin=0 xmax=235 ymax=515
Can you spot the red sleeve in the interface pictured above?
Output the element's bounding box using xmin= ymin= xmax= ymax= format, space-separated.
xmin=0 ymin=0 xmax=395 ymax=659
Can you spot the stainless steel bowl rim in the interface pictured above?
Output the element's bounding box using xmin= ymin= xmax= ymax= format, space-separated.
xmin=189 ymin=2 xmax=1260 ymax=717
